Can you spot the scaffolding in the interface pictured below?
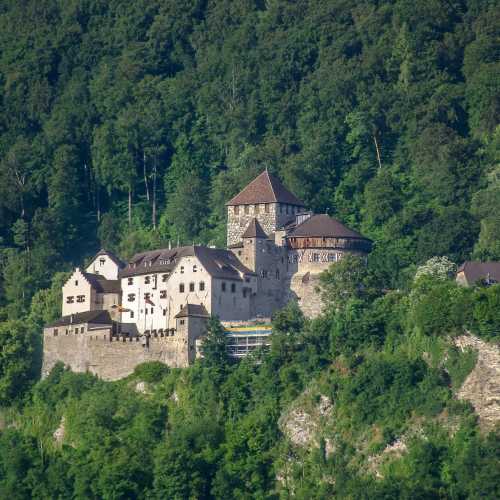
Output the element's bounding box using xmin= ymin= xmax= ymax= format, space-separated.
xmin=225 ymin=325 xmax=272 ymax=358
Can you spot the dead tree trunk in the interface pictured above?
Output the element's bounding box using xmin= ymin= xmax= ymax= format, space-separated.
xmin=143 ymin=151 xmax=150 ymax=202
xmin=128 ymin=186 xmax=132 ymax=227
xmin=152 ymin=155 xmax=157 ymax=229
xmin=373 ymin=133 xmax=382 ymax=170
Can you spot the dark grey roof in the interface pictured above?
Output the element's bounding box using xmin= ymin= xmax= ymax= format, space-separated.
xmin=119 ymin=245 xmax=255 ymax=280
xmin=457 ymin=261 xmax=500 ymax=284
xmin=175 ymin=303 xmax=209 ymax=319
xmin=46 ymin=310 xmax=113 ymax=328
xmin=82 ymin=272 xmax=121 ymax=293
xmin=287 ymin=214 xmax=370 ymax=240
xmin=242 ymin=218 xmax=268 ymax=239
xmin=226 ymin=170 xmax=305 ymax=206
xmin=91 ymin=249 xmax=125 ymax=269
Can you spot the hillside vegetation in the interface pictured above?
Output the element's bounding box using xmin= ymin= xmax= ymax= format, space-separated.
xmin=0 ymin=258 xmax=499 ymax=498
xmin=0 ymin=1 xmax=499 ymax=498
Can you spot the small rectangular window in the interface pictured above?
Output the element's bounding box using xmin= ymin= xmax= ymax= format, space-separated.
xmin=199 ymin=281 xmax=205 ymax=291
xmin=179 ymin=283 xmax=185 ymax=293
xmin=231 ymin=283 xmax=236 ymax=293
xmin=162 ymin=274 xmax=168 ymax=282
xmin=74 ymin=280 xmax=78 ymax=286
xmin=130 ymin=311 xmax=134 ymax=318
xmin=144 ymin=276 xmax=151 ymax=284
xmin=100 ymin=258 xmax=105 ymax=266
xmin=180 ymin=266 xmax=184 ymax=273
xmin=193 ymin=265 xmax=197 ymax=272
xmin=128 ymin=277 xmax=133 ymax=285
xmin=180 ymin=319 xmax=185 ymax=325
xmin=151 ymin=308 xmax=154 ymax=314
xmin=265 ymin=203 xmax=270 ymax=213
xmin=244 ymin=205 xmax=249 ymax=214
xmin=221 ymin=282 xmax=226 ymax=292
xmin=234 ymin=206 xmax=239 ymax=215
xmin=160 ymin=290 xmax=167 ymax=299
xmin=189 ymin=283 xmax=195 ymax=292
xmin=66 ymin=296 xmax=74 ymax=304
xmin=128 ymin=293 xmax=136 ymax=302
xmin=162 ymin=309 xmax=166 ymax=316
xmin=76 ymin=295 xmax=85 ymax=303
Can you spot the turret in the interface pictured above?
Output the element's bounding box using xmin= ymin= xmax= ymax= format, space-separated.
xmin=241 ymin=218 xmax=268 ymax=272
xmin=226 ymin=170 xmax=305 ymax=246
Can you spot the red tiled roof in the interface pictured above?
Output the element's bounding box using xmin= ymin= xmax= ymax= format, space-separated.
xmin=226 ymin=170 xmax=304 ymax=206
xmin=242 ymin=218 xmax=268 ymax=239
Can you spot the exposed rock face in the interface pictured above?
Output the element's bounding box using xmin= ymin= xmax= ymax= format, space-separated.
xmin=454 ymin=334 xmax=500 ymax=431
xmin=53 ymin=416 xmax=65 ymax=445
xmin=279 ymin=393 xmax=333 ymax=453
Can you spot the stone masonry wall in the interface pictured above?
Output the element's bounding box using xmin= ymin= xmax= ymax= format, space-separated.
xmin=227 ymin=203 xmax=278 ymax=246
xmin=43 ymin=329 xmax=194 ymax=381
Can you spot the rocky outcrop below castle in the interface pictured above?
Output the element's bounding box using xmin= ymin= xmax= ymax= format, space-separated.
xmin=454 ymin=334 xmax=500 ymax=431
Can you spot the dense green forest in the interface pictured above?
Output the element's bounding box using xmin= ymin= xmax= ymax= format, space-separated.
xmin=0 ymin=0 xmax=499 ymax=498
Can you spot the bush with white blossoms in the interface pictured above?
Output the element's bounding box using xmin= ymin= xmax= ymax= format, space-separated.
xmin=414 ymin=256 xmax=457 ymax=283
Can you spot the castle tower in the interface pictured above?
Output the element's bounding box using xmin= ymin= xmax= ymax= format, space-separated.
xmin=241 ymin=218 xmax=268 ymax=272
xmin=226 ymin=170 xmax=305 ymax=246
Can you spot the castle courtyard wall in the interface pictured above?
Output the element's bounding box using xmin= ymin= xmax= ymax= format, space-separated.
xmin=42 ymin=329 xmax=195 ymax=381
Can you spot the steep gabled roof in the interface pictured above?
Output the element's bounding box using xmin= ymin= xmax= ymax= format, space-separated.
xmin=242 ymin=218 xmax=268 ymax=239
xmin=46 ymin=310 xmax=113 ymax=328
xmin=91 ymin=249 xmax=125 ymax=269
xmin=457 ymin=261 xmax=500 ymax=284
xmin=288 ymin=214 xmax=369 ymax=240
xmin=175 ymin=303 xmax=209 ymax=319
xmin=226 ymin=170 xmax=305 ymax=206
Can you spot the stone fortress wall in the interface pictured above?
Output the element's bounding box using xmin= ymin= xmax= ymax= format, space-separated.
xmin=43 ymin=328 xmax=194 ymax=381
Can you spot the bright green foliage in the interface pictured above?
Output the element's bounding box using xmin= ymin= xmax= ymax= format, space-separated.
xmin=0 ymin=320 xmax=38 ymax=405
xmin=472 ymin=284 xmax=500 ymax=341
xmin=201 ymin=316 xmax=230 ymax=373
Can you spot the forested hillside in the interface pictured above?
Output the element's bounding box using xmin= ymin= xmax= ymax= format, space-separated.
xmin=0 ymin=1 xmax=499 ymax=498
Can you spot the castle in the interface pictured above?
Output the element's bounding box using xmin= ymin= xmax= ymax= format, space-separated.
xmin=43 ymin=171 xmax=372 ymax=379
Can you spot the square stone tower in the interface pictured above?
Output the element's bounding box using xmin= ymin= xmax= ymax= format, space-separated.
xmin=226 ymin=170 xmax=305 ymax=246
